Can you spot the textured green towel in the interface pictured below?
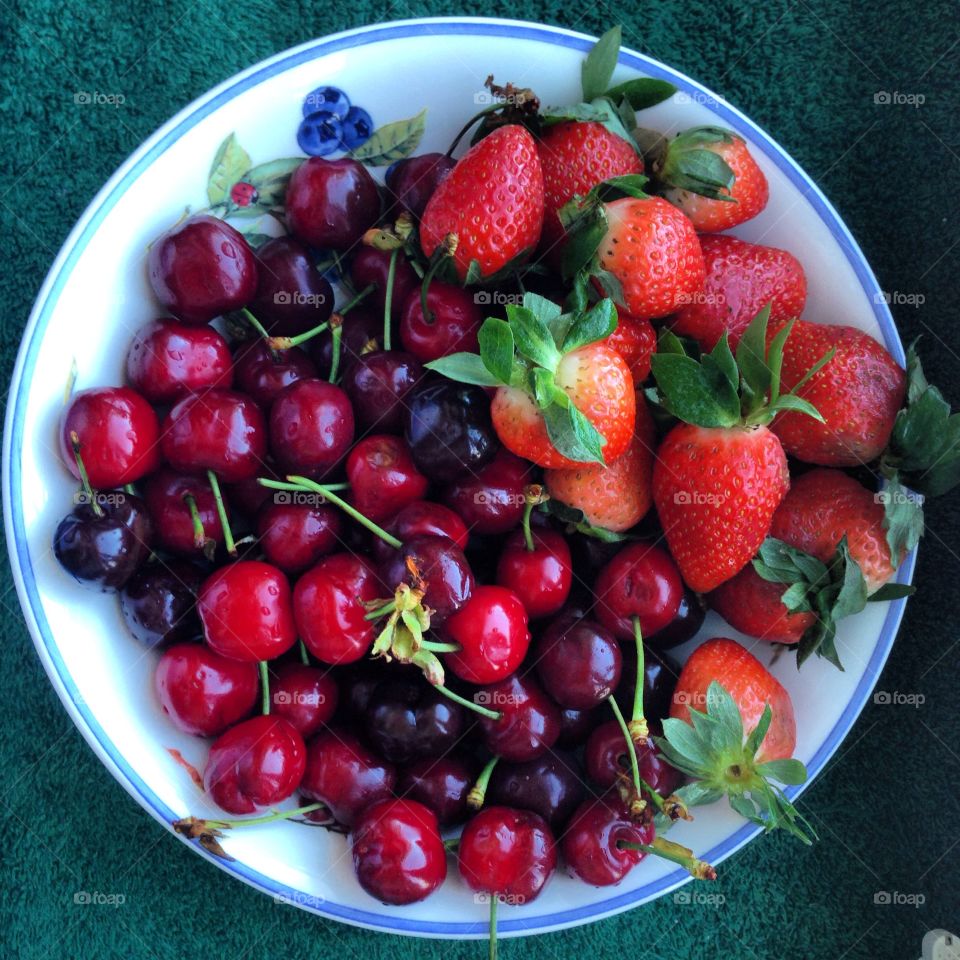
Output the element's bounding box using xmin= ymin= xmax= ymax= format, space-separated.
xmin=1 ymin=2 xmax=958 ymax=958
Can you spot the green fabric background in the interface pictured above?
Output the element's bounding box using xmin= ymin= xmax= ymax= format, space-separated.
xmin=1 ymin=2 xmax=958 ymax=958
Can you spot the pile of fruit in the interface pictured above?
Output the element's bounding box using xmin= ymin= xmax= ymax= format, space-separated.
xmin=51 ymin=26 xmax=958 ymax=950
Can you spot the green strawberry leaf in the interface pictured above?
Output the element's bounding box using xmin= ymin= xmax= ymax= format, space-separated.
xmin=562 ymin=297 xmax=617 ymax=352
xmin=542 ymin=400 xmax=606 ymax=464
xmin=756 ymin=759 xmax=807 ymax=787
xmin=604 ymin=77 xmax=677 ymax=110
xmin=613 ymin=95 xmax=638 ymax=133
xmin=477 ymin=318 xmax=515 ymax=385
xmin=349 ymin=109 xmax=427 ymax=165
xmin=424 ymin=352 xmax=503 ymax=387
xmin=649 ymin=352 xmax=740 ymax=427
xmin=539 ymin=497 xmax=630 ymax=542
xmin=593 ymin=173 xmax=650 ymax=201
xmin=507 ymin=304 xmax=562 ymax=371
xmin=769 ymin=392 xmax=826 ymax=423
xmin=581 ymin=26 xmax=622 ymax=102
xmin=591 ymin=268 xmax=625 ymax=305
xmin=207 ymin=133 xmax=251 ymax=206
xmin=657 ymin=328 xmax=689 ymax=356
xmin=655 ymin=126 xmax=737 ymax=200
xmin=736 ymin=305 xmax=773 ymax=399
xmin=560 ymin=204 xmax=609 ymax=280
xmin=879 ymin=477 xmax=925 ymax=558
xmin=868 ymin=581 xmax=917 ymax=602
xmin=531 ymin=368 xmax=557 ymax=409
xmin=706 ymin=333 xmax=738 ymax=390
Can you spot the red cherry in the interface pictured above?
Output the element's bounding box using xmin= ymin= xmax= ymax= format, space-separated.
xmin=269 ymin=379 xmax=354 ymax=476
xmin=384 ymin=153 xmax=456 ymax=220
xmin=143 ymin=468 xmax=227 ymax=555
xmin=397 ymin=756 xmax=474 ymax=826
xmin=496 ymin=528 xmax=573 ymax=620
xmin=562 ymin=794 xmax=654 ymax=886
xmin=372 ymin=500 xmax=469 ymax=563
xmin=270 ymin=662 xmax=338 ymax=737
xmin=126 ymin=318 xmax=233 ymax=404
xmin=457 ymin=806 xmax=557 ymax=903
xmin=161 ymin=389 xmax=267 ymax=482
xmin=350 ymin=798 xmax=447 ymax=905
xmin=204 ymin=715 xmax=306 ymax=815
xmin=341 ymin=350 xmax=424 ymax=434
xmin=442 ymin=450 xmax=532 ymax=535
xmin=256 ymin=499 xmax=342 ymax=573
xmin=346 ymin=435 xmax=428 ymax=524
xmin=233 ymin=339 xmax=318 ymax=408
xmin=350 ymin=247 xmax=419 ymax=322
xmin=584 ymin=720 xmax=683 ymax=796
xmin=61 ymin=387 xmax=160 ymax=488
xmin=399 ymin=282 xmax=482 ymax=363
xmin=594 ymin=542 xmax=684 ymax=639
xmin=148 ymin=215 xmax=258 ymax=325
xmin=294 ymin=554 xmax=380 ymax=664
xmin=533 ymin=616 xmax=622 ymax=709
xmin=197 ymin=561 xmax=296 ymax=662
xmin=300 ymin=728 xmax=396 ymax=826
xmin=154 ymin=642 xmax=259 ymax=736
xmin=443 ymin=585 xmax=531 ymax=684
xmin=477 ymin=674 xmax=561 ymax=762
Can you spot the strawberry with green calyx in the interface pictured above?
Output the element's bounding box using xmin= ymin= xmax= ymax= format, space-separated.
xmin=425 ymin=292 xmax=635 ymax=469
xmin=649 ymin=306 xmax=834 ymax=593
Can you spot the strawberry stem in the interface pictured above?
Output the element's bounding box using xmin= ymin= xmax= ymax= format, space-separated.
xmin=69 ymin=431 xmax=103 ymax=518
xmin=467 ymin=755 xmax=499 ymax=809
xmin=206 ymin=470 xmax=235 ymax=556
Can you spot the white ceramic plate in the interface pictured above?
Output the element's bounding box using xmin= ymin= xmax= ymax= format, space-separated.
xmin=3 ymin=17 xmax=915 ymax=939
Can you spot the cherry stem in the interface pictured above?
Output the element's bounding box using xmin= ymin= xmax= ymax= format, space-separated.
xmin=268 ymin=321 xmax=328 ymax=352
xmin=182 ymin=492 xmax=207 ymax=551
xmin=292 ymin=476 xmax=402 ymax=548
xmin=608 ymin=696 xmax=667 ymax=816
xmin=69 ymin=431 xmax=103 ymax=518
xmin=259 ymin=661 xmax=270 ymax=715
xmin=630 ymin=616 xmax=648 ymax=739
xmin=467 ymin=755 xmax=499 ymax=810
xmin=419 ymin=250 xmax=450 ymax=325
xmin=489 ymin=894 xmax=498 ymax=960
xmin=203 ymin=802 xmax=325 ymax=831
xmin=340 ymin=281 xmax=376 ymax=316
xmin=123 ymin=483 xmax=136 ymax=496
xmin=299 ymin=640 xmax=310 ymax=666
xmin=206 ymin=470 xmax=236 ymax=556
xmin=445 ymin=102 xmax=501 ymax=157
xmin=616 ymin=836 xmax=717 ymax=881
xmin=433 ymin=683 xmax=501 ymax=721
xmin=420 ymin=639 xmax=460 ymax=653
xmin=383 ymin=249 xmax=398 ymax=351
xmin=240 ymin=308 xmax=283 ymax=361
xmin=328 ymin=318 xmax=343 ymax=383
xmin=442 ymin=837 xmax=460 ymax=852
xmin=521 ymin=484 xmax=547 ymax=553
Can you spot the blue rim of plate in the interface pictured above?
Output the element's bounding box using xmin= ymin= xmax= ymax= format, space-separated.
xmin=3 ymin=17 xmax=916 ymax=939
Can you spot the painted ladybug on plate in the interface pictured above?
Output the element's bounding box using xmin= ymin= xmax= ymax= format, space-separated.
xmin=230 ymin=182 xmax=259 ymax=207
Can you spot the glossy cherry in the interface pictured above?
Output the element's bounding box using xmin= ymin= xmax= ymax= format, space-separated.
xmin=372 ymin=500 xmax=469 ymax=563
xmin=397 ymin=756 xmax=474 ymax=826
xmin=405 ymin=380 xmax=498 ymax=482
xmin=143 ymin=468 xmax=227 ymax=555
xmin=126 ymin=318 xmax=233 ymax=404
xmin=161 ymin=389 xmax=267 ymax=483
xmin=385 ymin=152 xmax=455 ymax=219
xmin=458 ymin=806 xmax=557 ymax=903
xmin=204 ymin=715 xmax=306 ymax=815
xmin=443 ymin=585 xmax=531 ymax=685
xmin=300 ymin=728 xmax=396 ymax=826
xmin=233 ymin=339 xmax=318 ymax=408
xmin=399 ymin=282 xmax=483 ymax=363
xmin=496 ymin=528 xmax=573 ymax=620
xmin=294 ymin=553 xmax=380 ymax=664
xmin=270 ymin=662 xmax=338 ymax=737
xmin=342 ymin=350 xmax=424 ymax=434
xmin=594 ymin=542 xmax=684 ymax=640
xmin=614 ymin=646 xmax=680 ymax=725
xmin=442 ymin=450 xmax=531 ymax=535
xmin=350 ymin=246 xmax=418 ymax=322
xmin=286 ymin=157 xmax=381 ymax=251
xmin=350 ymin=798 xmax=447 ymax=905
xmin=534 ymin=615 xmax=622 ymax=710
xmin=557 ymin=706 xmax=599 ymax=748
xmin=584 ymin=720 xmax=683 ymax=797
xmin=154 ymin=642 xmax=259 ymax=735
xmin=256 ymin=499 xmax=342 ymax=573
xmin=477 ymin=674 xmax=561 ymax=763
xmin=61 ymin=387 xmax=160 ymax=488
xmin=197 ymin=560 xmax=297 ymax=662
xmin=269 ymin=378 xmax=355 ymax=476
xmin=346 ymin=434 xmax=428 ymax=524
xmin=650 ymin=588 xmax=707 ymax=651
xmin=148 ymin=214 xmax=258 ymax=324
xmin=248 ymin=236 xmax=334 ymax=336
xmin=488 ymin=752 xmax=586 ymax=831
xmin=562 ymin=794 xmax=654 ymax=886
xmin=311 ymin=307 xmax=382 ymax=379
xmin=120 ymin=560 xmax=203 ymax=648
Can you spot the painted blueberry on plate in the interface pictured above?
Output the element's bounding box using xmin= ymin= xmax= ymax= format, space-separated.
xmin=302 ymin=85 xmax=350 ymax=119
xmin=340 ymin=106 xmax=374 ymax=149
xmin=298 ymin=112 xmax=344 ymax=157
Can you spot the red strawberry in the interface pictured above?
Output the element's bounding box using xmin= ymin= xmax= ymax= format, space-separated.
xmin=771 ymin=320 xmax=905 ymax=467
xmin=420 ymin=125 xmax=544 ymax=280
xmin=544 ymin=391 xmax=655 ymax=531
xmin=656 ymin=128 xmax=769 ymax=232
xmin=670 ymin=235 xmax=807 ymax=350
xmin=604 ymin=309 xmax=657 ymax=382
xmin=770 ymin=468 xmax=898 ymax=593
xmin=537 ymin=121 xmax=643 ymax=261
xmin=709 ymin=565 xmax=816 ymax=644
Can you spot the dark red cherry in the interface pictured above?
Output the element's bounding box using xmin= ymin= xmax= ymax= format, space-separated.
xmin=385 ymin=152 xmax=456 ymax=220
xmin=311 ymin=306 xmax=382 ymax=379
xmin=397 ymin=756 xmax=473 ymax=826
xmin=614 ymin=646 xmax=679 ymax=725
xmin=350 ymin=798 xmax=447 ymax=905
xmin=161 ymin=389 xmax=267 ymax=482
xmin=224 ymin=465 xmax=277 ymax=517
xmin=197 ymin=560 xmax=296 ymax=662
xmin=204 ymin=715 xmax=306 ymax=815
xmin=562 ymin=794 xmax=654 ymax=886
xmin=335 ymin=659 xmax=397 ymax=721
xmin=365 ymin=677 xmax=465 ymax=764
xmin=143 ymin=468 xmax=228 ymax=555
xmin=286 ymin=157 xmax=381 ymax=251
xmin=269 ymin=378 xmax=354 ymax=476
xmin=248 ymin=236 xmax=334 ymax=336
xmin=372 ymin=500 xmax=469 ymax=563
xmin=54 ymin=492 xmax=153 ymax=590
xmin=120 ymin=560 xmax=203 ymax=648
xmin=378 ymin=534 xmax=474 ymax=626
xmin=594 ymin=542 xmax=684 ymax=640
xmin=350 ymin=247 xmax=418 ymax=322
xmin=443 ymin=585 xmax=531 ymax=685
xmin=154 ymin=642 xmax=259 ymax=735
xmin=126 ymin=318 xmax=233 ymax=404
xmin=341 ymin=350 xmax=424 ymax=434
xmin=650 ymin=589 xmax=706 ymax=650
xmin=442 ymin=450 xmax=532 ymax=535
xmin=496 ymin=528 xmax=573 ymax=620
xmin=477 ymin=674 xmax=561 ymax=763
xmin=294 ymin=553 xmax=380 ymax=664
xmin=584 ymin=720 xmax=683 ymax=797
xmin=557 ymin=706 xmax=599 ymax=748
xmin=233 ymin=339 xmax=318 ymax=408
xmin=458 ymin=806 xmax=557 ymax=903
xmin=488 ymin=752 xmax=586 ymax=831
xmin=300 ymin=728 xmax=396 ymax=826
xmin=270 ymin=662 xmax=338 ymax=737
xmin=399 ymin=282 xmax=482 ymax=363
xmin=256 ymin=498 xmax=342 ymax=573
xmin=346 ymin=434 xmax=428 ymax=524
xmin=148 ymin=214 xmax=258 ymax=324
xmin=534 ymin=615 xmax=622 ymax=710
xmin=61 ymin=387 xmax=160 ymax=488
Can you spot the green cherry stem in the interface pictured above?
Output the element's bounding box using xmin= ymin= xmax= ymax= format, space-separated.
xmin=467 ymin=756 xmax=500 ymax=810
xmin=383 ymin=249 xmax=398 ymax=350
xmin=240 ymin=308 xmax=282 ymax=361
xmin=442 ymin=837 xmax=460 ymax=853
xmin=298 ymin=640 xmax=310 ymax=666
xmin=201 ymin=802 xmax=326 ymax=831
xmin=630 ymin=616 xmax=648 ymax=741
xmin=123 ymin=483 xmax=136 ymax=496
xmin=489 ymin=893 xmax=498 ymax=960
xmin=69 ymin=431 xmax=104 ymax=518
xmin=521 ymin=484 xmax=547 ymax=553
xmin=616 ymin=836 xmax=717 ymax=880
xmin=206 ymin=470 xmax=236 ymax=556
xmin=418 ymin=234 xmax=457 ymax=324
xmin=328 ymin=316 xmax=343 ymax=383
xmin=608 ymin=695 xmax=667 ymax=817
xmin=259 ymin=661 xmax=270 ymax=715
xmin=182 ymin=493 xmax=209 ymax=553
xmin=432 ymin=683 xmax=500 ymax=721
xmin=267 ymin=321 xmax=328 ymax=352
xmin=340 ymin=281 xmax=376 ymax=317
